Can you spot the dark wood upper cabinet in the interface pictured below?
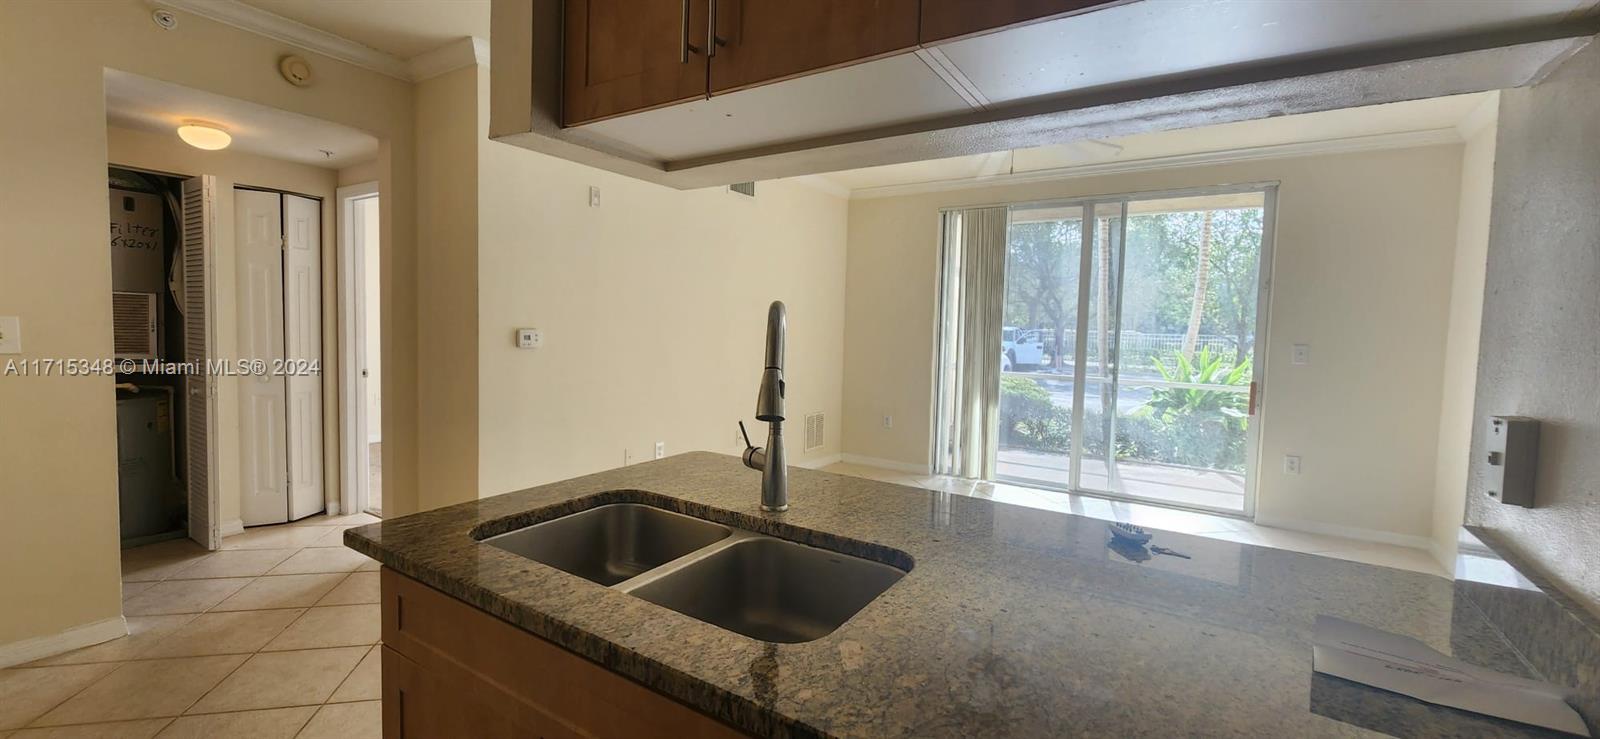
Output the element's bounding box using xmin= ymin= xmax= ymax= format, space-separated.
xmin=563 ymin=0 xmax=711 ymax=126
xmin=919 ymin=0 xmax=1126 ymax=44
xmin=707 ymin=0 xmax=921 ymax=94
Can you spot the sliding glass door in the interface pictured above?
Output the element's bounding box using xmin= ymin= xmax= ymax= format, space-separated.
xmin=970 ymin=185 xmax=1273 ymax=515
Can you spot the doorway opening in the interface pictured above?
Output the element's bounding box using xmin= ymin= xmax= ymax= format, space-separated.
xmin=338 ymin=183 xmax=382 ymax=517
xmin=935 ymin=184 xmax=1275 ymax=516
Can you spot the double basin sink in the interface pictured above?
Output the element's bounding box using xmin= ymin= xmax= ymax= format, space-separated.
xmin=480 ymin=503 xmax=907 ymax=643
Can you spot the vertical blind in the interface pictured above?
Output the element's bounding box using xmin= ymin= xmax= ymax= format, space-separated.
xmin=933 ymin=206 xmax=1008 ymax=478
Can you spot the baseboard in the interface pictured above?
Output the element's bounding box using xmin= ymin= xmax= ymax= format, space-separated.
xmin=1429 ymin=538 xmax=1458 ymax=577
xmin=0 ymin=616 xmax=127 ymax=669
xmin=219 ymin=518 xmax=245 ymax=538
xmin=840 ymin=453 xmax=932 ymax=476
xmin=793 ymin=453 xmax=843 ymax=470
xmin=1253 ymin=513 xmax=1432 ymax=551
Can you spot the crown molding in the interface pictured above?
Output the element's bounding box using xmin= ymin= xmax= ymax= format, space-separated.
xmin=409 ymin=37 xmax=490 ymax=81
xmin=157 ymin=0 xmax=411 ymax=80
xmin=155 ymin=0 xmax=487 ymax=82
xmin=848 ymin=128 xmax=1464 ymax=200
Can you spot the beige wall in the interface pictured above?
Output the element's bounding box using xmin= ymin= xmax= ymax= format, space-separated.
xmin=106 ymin=126 xmax=340 ymax=529
xmin=476 ymin=68 xmax=850 ymax=495
xmin=1429 ymin=98 xmax=1498 ymax=567
xmin=413 ymin=66 xmax=481 ymax=510
xmin=338 ymin=160 xmax=380 ymax=188
xmin=0 ymin=0 xmax=417 ymax=651
xmin=842 ymin=145 xmax=1468 ymax=543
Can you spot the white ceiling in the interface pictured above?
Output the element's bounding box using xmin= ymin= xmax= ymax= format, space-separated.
xmin=234 ymin=0 xmax=490 ymax=59
xmin=809 ymin=92 xmax=1495 ymax=195
xmin=104 ymin=69 xmax=380 ymax=169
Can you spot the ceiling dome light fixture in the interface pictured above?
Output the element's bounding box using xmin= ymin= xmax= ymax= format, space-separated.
xmin=176 ymin=121 xmax=231 ymax=150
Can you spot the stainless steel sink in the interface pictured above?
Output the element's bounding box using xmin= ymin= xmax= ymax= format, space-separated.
xmin=624 ymin=535 xmax=906 ymax=643
xmin=481 ymin=503 xmax=731 ymax=586
xmin=482 ymin=501 xmax=907 ymax=642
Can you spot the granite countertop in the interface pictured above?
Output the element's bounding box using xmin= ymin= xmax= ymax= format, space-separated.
xmin=346 ymin=452 xmax=1585 ymax=738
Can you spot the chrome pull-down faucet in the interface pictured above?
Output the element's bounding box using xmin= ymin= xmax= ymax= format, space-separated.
xmin=741 ymin=301 xmax=788 ymax=512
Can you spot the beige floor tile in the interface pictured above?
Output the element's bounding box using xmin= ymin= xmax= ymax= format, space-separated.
xmin=140 ymin=610 xmax=305 ymax=659
xmin=290 ymin=513 xmax=379 ymax=529
xmin=187 ymin=647 xmax=365 ymax=714
xmin=220 ymin=526 xmax=336 ymax=551
xmin=266 ymin=548 xmax=372 ymax=576
xmin=120 ymin=582 xmax=155 ymax=601
xmin=304 ymin=527 xmax=355 ymax=548
xmin=33 ymin=655 xmax=245 ymax=726
xmin=297 ymin=701 xmax=380 ymax=739
xmin=328 ymin=647 xmax=379 ymax=703
xmin=29 ymin=616 xmax=195 ymax=666
xmin=356 ymin=560 xmax=380 ymax=572
xmin=211 ymin=574 xmax=346 ymax=612
xmin=121 ymin=578 xmax=253 ymax=616
xmin=263 ymin=605 xmax=380 ymax=651
xmin=0 ymin=664 xmax=118 ymax=729
xmin=9 ymin=718 xmax=170 ymax=738
xmin=155 ymin=706 xmax=315 ymax=739
xmin=315 ymin=573 xmax=378 ymax=606
xmin=165 ymin=550 xmax=296 ymax=580
xmin=121 ymin=541 xmax=211 ymax=583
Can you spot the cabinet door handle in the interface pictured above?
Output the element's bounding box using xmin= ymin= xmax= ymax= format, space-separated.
xmin=707 ymin=0 xmax=717 ymax=58
xmin=680 ymin=0 xmax=692 ymax=62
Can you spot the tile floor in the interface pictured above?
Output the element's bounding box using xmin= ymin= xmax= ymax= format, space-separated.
xmin=1 ymin=513 xmax=383 ymax=738
xmin=821 ymin=461 xmax=1449 ymax=578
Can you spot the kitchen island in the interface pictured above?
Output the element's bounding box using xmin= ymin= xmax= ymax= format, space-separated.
xmin=346 ymin=452 xmax=1587 ymax=738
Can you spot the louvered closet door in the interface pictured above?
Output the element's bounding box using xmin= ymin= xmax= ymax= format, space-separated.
xmin=182 ymin=176 xmax=219 ymax=550
xmin=282 ymin=194 xmax=324 ymax=520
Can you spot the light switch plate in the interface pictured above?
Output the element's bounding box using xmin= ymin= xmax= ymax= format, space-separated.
xmin=1292 ymin=344 xmax=1310 ymax=365
xmin=516 ymin=328 xmax=543 ymax=349
xmin=588 ymin=186 xmax=600 ymax=207
xmin=0 ymin=316 xmax=21 ymax=354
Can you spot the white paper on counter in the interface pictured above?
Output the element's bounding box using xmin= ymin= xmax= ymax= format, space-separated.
xmin=1312 ymin=615 xmax=1591 ymax=737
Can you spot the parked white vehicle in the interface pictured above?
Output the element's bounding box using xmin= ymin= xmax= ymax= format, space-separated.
xmin=1002 ymin=327 xmax=1045 ymax=369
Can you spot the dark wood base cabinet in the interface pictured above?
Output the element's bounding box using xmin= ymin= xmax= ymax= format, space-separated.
xmin=380 ymin=568 xmax=746 ymax=739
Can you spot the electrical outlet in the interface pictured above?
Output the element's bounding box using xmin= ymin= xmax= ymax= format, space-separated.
xmin=588 ymin=186 xmax=601 ymax=207
xmin=654 ymin=441 xmax=665 ymax=459
xmin=0 ymin=316 xmax=19 ymax=354
xmin=1283 ymin=455 xmax=1302 ymax=475
xmin=882 ymin=415 xmax=893 ymax=429
xmin=623 ymin=448 xmax=635 ymax=466
xmin=1292 ymin=344 xmax=1310 ymax=365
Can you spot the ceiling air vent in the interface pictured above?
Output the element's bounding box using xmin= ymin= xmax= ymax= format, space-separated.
xmin=804 ymin=412 xmax=825 ymax=452
xmin=113 ymin=291 xmax=159 ymax=360
xmin=729 ymin=181 xmax=756 ymax=198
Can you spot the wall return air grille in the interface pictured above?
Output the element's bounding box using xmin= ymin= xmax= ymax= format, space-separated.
xmin=113 ymin=290 xmax=159 ymax=359
xmin=804 ymin=412 xmax=825 ymax=452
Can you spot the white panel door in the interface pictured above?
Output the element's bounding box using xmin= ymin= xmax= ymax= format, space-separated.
xmin=182 ymin=175 xmax=220 ymax=550
xmin=282 ymin=194 xmax=324 ymax=520
xmin=235 ymin=189 xmax=290 ymax=526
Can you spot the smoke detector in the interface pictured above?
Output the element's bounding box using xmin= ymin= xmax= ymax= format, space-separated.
xmin=279 ymin=55 xmax=314 ymax=87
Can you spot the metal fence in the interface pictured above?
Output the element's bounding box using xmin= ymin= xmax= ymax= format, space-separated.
xmin=1022 ymin=330 xmax=1247 ymax=371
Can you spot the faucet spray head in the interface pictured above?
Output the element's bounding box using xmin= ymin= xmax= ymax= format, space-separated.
xmin=756 ymin=301 xmax=786 ymax=422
